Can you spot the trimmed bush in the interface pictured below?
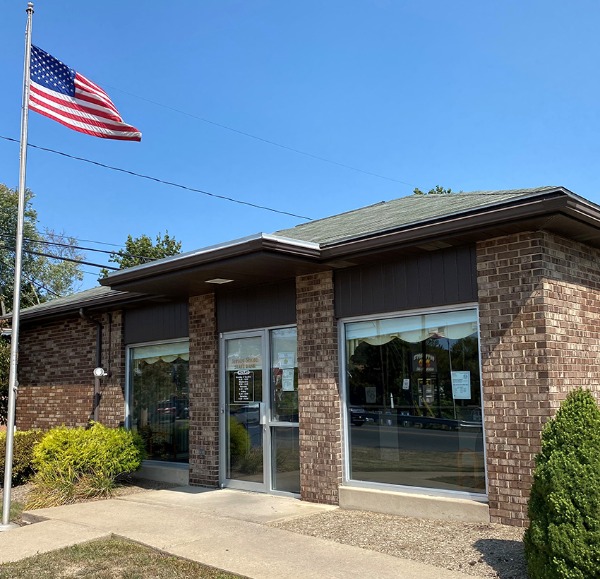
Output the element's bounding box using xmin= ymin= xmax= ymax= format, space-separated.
xmin=0 ymin=429 xmax=44 ymax=486
xmin=229 ymin=417 xmax=250 ymax=462
xmin=26 ymin=423 xmax=145 ymax=508
xmin=524 ymin=389 xmax=600 ymax=578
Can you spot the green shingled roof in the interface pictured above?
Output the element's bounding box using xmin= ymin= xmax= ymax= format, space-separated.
xmin=275 ymin=187 xmax=561 ymax=245
xmin=2 ymin=285 xmax=136 ymax=322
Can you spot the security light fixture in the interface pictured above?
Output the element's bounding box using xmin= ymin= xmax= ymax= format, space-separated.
xmin=93 ymin=367 xmax=107 ymax=378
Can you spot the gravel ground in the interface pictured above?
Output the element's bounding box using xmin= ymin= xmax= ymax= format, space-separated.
xmin=271 ymin=510 xmax=527 ymax=579
xmin=4 ymin=482 xmax=527 ymax=578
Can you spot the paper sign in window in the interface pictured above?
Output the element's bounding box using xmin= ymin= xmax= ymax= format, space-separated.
xmin=281 ymin=368 xmax=295 ymax=391
xmin=278 ymin=352 xmax=295 ymax=369
xmin=451 ymin=371 xmax=471 ymax=400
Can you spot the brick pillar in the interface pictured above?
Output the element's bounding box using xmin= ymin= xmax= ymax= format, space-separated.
xmin=296 ymin=271 xmax=342 ymax=504
xmin=477 ymin=231 xmax=600 ymax=526
xmin=98 ymin=310 xmax=126 ymax=427
xmin=188 ymin=293 xmax=220 ymax=487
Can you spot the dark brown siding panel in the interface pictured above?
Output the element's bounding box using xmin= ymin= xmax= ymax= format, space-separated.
xmin=217 ymin=280 xmax=296 ymax=332
xmin=124 ymin=301 xmax=189 ymax=344
xmin=335 ymin=245 xmax=477 ymax=318
xmin=458 ymin=245 xmax=478 ymax=301
xmin=430 ymin=251 xmax=447 ymax=305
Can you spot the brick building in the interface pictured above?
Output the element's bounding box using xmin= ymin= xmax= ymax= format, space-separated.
xmin=9 ymin=186 xmax=600 ymax=526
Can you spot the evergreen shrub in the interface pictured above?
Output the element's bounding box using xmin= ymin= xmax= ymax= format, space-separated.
xmin=0 ymin=429 xmax=44 ymax=485
xmin=26 ymin=422 xmax=145 ymax=508
xmin=524 ymin=388 xmax=600 ymax=578
xmin=229 ymin=417 xmax=250 ymax=462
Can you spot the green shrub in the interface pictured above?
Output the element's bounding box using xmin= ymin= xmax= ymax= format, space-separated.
xmin=229 ymin=418 xmax=250 ymax=462
xmin=524 ymin=389 xmax=600 ymax=578
xmin=0 ymin=429 xmax=44 ymax=485
xmin=26 ymin=423 xmax=145 ymax=508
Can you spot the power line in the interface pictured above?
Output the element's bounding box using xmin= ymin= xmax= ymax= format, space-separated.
xmin=0 ymin=135 xmax=313 ymax=220
xmin=0 ymin=238 xmax=116 ymax=270
xmin=0 ymin=253 xmax=63 ymax=299
xmin=26 ymin=250 xmax=118 ymax=270
xmin=72 ymin=237 xmax=122 ymax=249
xmin=0 ymin=232 xmax=156 ymax=263
xmin=106 ymin=85 xmax=415 ymax=187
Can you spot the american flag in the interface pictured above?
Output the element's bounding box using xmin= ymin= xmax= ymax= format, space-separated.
xmin=29 ymin=45 xmax=142 ymax=141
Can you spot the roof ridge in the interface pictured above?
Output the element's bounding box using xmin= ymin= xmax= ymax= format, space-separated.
xmin=286 ymin=199 xmax=389 ymax=229
xmin=273 ymin=185 xmax=568 ymax=243
xmin=449 ymin=187 xmax=560 ymax=196
xmin=276 ymin=187 xmax=560 ymax=233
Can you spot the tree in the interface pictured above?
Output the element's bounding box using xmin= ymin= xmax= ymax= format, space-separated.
xmin=524 ymin=389 xmax=600 ymax=578
xmin=0 ymin=183 xmax=84 ymax=313
xmin=413 ymin=185 xmax=454 ymax=195
xmin=105 ymin=232 xmax=182 ymax=272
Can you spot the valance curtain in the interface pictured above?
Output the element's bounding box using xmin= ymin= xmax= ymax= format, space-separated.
xmin=131 ymin=341 xmax=190 ymax=365
xmin=346 ymin=309 xmax=478 ymax=356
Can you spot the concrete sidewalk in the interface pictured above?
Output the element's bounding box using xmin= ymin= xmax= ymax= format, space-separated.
xmin=0 ymin=486 xmax=474 ymax=579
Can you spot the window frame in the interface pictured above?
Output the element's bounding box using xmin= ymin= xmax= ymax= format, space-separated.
xmin=124 ymin=338 xmax=190 ymax=461
xmin=339 ymin=302 xmax=488 ymax=501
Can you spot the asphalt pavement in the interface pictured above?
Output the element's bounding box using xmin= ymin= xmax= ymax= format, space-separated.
xmin=0 ymin=486 xmax=476 ymax=579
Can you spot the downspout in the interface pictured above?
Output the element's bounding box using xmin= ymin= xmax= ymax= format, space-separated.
xmin=79 ymin=308 xmax=103 ymax=422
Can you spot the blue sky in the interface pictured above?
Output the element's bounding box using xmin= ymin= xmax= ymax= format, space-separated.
xmin=2 ymin=1 xmax=600 ymax=290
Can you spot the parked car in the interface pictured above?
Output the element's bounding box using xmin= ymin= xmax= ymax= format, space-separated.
xmin=156 ymin=398 xmax=189 ymax=422
xmin=349 ymin=406 xmax=366 ymax=426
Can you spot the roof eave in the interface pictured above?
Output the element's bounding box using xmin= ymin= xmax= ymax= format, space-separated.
xmin=321 ymin=188 xmax=580 ymax=259
xmin=6 ymin=291 xmax=150 ymax=325
xmin=101 ymin=233 xmax=321 ymax=288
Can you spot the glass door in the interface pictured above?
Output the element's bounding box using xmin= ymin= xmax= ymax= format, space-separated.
xmin=222 ymin=328 xmax=299 ymax=495
xmin=269 ymin=328 xmax=300 ymax=494
xmin=224 ymin=334 xmax=265 ymax=489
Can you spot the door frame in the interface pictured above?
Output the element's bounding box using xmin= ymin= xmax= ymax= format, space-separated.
xmin=219 ymin=326 xmax=299 ymax=496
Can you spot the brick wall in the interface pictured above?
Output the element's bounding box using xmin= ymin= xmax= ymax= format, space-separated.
xmin=16 ymin=312 xmax=125 ymax=430
xmin=296 ymin=271 xmax=342 ymax=504
xmin=477 ymin=231 xmax=600 ymax=526
xmin=188 ymin=293 xmax=220 ymax=487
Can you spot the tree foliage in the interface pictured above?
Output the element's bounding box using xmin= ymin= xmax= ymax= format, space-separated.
xmin=0 ymin=183 xmax=84 ymax=313
xmin=413 ymin=185 xmax=454 ymax=195
xmin=105 ymin=231 xmax=182 ymax=272
xmin=524 ymin=388 xmax=600 ymax=578
xmin=1 ymin=183 xmax=84 ymax=424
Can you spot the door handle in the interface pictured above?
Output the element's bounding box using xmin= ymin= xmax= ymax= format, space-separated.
xmin=258 ymin=402 xmax=267 ymax=425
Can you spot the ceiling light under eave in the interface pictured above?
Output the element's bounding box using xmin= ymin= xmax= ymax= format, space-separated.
xmin=205 ymin=278 xmax=234 ymax=285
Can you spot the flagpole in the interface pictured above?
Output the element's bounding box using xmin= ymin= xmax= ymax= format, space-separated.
xmin=1 ymin=1 xmax=34 ymax=532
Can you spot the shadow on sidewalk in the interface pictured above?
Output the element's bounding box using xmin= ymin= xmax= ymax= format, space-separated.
xmin=474 ymin=538 xmax=527 ymax=579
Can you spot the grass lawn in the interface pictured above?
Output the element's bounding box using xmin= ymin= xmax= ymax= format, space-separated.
xmin=0 ymin=501 xmax=24 ymax=524
xmin=0 ymin=536 xmax=243 ymax=579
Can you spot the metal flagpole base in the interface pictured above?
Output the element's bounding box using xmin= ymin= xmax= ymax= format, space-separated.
xmin=0 ymin=522 xmax=19 ymax=532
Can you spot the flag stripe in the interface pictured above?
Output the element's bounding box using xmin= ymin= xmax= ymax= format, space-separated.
xmin=74 ymin=76 xmax=121 ymax=116
xmin=29 ymin=100 xmax=143 ymax=140
xmin=28 ymin=45 xmax=141 ymax=142
xmin=29 ymin=91 xmax=141 ymax=134
xmin=31 ymin=82 xmax=124 ymax=123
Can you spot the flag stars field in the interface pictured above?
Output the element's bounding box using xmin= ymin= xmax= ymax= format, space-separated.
xmin=28 ymin=45 xmax=142 ymax=141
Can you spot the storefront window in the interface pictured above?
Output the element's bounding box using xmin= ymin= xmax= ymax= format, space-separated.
xmin=345 ymin=309 xmax=485 ymax=495
xmin=128 ymin=341 xmax=190 ymax=463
